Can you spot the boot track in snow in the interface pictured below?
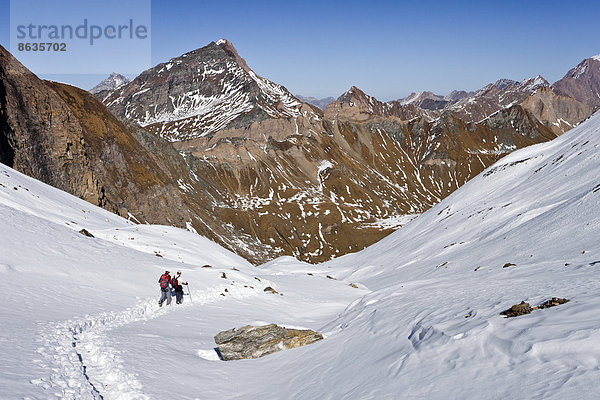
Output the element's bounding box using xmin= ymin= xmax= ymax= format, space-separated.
xmin=32 ymin=284 xmax=259 ymax=399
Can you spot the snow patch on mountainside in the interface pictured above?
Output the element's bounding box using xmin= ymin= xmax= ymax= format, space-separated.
xmin=106 ymin=42 xmax=309 ymax=140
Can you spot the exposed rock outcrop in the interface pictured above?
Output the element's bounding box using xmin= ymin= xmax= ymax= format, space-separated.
xmin=0 ymin=44 xmax=270 ymax=264
xmin=521 ymin=87 xmax=593 ymax=135
xmin=552 ymin=56 xmax=600 ymax=108
xmin=214 ymin=324 xmax=323 ymax=360
xmin=501 ymin=301 xmax=532 ymax=317
xmin=501 ymin=297 xmax=569 ymax=318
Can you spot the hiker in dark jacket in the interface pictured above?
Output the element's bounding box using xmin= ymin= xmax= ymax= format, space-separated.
xmin=172 ymin=271 xmax=188 ymax=304
xmin=158 ymin=270 xmax=172 ymax=307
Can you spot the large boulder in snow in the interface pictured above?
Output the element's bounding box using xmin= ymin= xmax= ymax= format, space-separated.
xmin=214 ymin=324 xmax=323 ymax=361
xmin=501 ymin=301 xmax=532 ymax=318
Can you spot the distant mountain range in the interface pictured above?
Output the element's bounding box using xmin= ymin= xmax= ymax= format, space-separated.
xmin=2 ymin=40 xmax=599 ymax=263
xmin=295 ymin=95 xmax=336 ymax=110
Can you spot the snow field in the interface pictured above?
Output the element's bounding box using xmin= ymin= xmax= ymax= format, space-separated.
xmin=2 ymin=110 xmax=600 ymax=398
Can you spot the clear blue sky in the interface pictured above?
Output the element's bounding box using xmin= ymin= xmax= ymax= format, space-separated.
xmin=1 ymin=0 xmax=598 ymax=100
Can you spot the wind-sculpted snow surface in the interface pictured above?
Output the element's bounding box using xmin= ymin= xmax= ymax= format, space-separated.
xmin=2 ymin=112 xmax=600 ymax=398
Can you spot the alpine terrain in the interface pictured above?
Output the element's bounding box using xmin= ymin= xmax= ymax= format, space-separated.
xmin=95 ymin=40 xmax=596 ymax=262
xmin=1 ymin=101 xmax=599 ymax=399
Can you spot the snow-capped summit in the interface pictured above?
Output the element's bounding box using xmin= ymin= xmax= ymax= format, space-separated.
xmin=89 ymin=72 xmax=130 ymax=94
xmin=492 ymin=78 xmax=518 ymax=90
xmin=519 ymin=75 xmax=549 ymax=92
xmin=101 ymin=40 xmax=309 ymax=140
xmin=445 ymin=75 xmax=550 ymax=122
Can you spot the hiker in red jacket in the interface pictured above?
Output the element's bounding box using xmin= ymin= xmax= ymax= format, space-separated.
xmin=158 ymin=270 xmax=172 ymax=307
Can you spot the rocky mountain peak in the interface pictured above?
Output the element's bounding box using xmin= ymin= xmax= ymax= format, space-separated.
xmin=212 ymin=38 xmax=251 ymax=72
xmin=553 ymin=55 xmax=600 ymax=107
xmin=399 ymin=91 xmax=444 ymax=105
xmin=0 ymin=44 xmax=33 ymax=77
xmin=518 ymin=75 xmax=549 ymax=93
xmin=89 ymin=73 xmax=130 ymax=94
xmin=493 ymin=78 xmax=518 ymax=91
xmin=101 ymin=40 xmax=307 ymax=140
xmin=338 ymin=86 xmax=373 ymax=105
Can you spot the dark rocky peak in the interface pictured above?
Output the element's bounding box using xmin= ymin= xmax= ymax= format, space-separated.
xmin=214 ymin=38 xmax=251 ymax=72
xmin=337 ymin=86 xmax=378 ymax=106
xmin=553 ymin=55 xmax=600 ymax=107
xmin=0 ymin=44 xmax=36 ymax=78
xmin=101 ymin=39 xmax=308 ymax=140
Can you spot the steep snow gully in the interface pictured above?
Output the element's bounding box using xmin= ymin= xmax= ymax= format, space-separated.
xmin=32 ymin=285 xmax=259 ymax=399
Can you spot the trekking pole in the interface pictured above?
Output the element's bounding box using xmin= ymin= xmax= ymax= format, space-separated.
xmin=187 ymin=284 xmax=193 ymax=303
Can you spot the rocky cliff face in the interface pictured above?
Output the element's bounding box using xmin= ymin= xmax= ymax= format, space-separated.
xmin=0 ymin=44 xmax=194 ymax=223
xmin=1 ymin=44 xmax=107 ymax=208
xmin=552 ymin=56 xmax=600 ymax=108
xmin=0 ymin=44 xmax=271 ymax=264
xmin=521 ymin=87 xmax=593 ymax=135
xmin=101 ymin=39 xmax=314 ymax=141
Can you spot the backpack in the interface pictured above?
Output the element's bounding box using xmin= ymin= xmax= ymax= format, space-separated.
xmin=159 ymin=274 xmax=170 ymax=289
xmin=171 ymin=277 xmax=179 ymax=288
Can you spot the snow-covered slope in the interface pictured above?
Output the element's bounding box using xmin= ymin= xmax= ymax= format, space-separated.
xmin=0 ymin=164 xmax=362 ymax=399
xmin=313 ymin=110 xmax=600 ymax=398
xmin=2 ymin=110 xmax=600 ymax=398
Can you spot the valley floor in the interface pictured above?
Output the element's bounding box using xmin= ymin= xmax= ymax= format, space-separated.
xmin=2 ymin=111 xmax=600 ymax=399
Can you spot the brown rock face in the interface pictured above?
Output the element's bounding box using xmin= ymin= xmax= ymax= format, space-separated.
xmin=0 ymin=44 xmax=187 ymax=224
xmin=0 ymin=45 xmax=102 ymax=206
xmin=97 ymin=41 xmax=564 ymax=263
xmin=521 ymin=87 xmax=593 ymax=135
xmin=171 ymin=102 xmax=555 ymax=262
xmin=501 ymin=301 xmax=532 ymax=318
xmin=552 ymin=57 xmax=600 ymax=108
xmin=0 ymin=44 xmax=270 ymax=263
